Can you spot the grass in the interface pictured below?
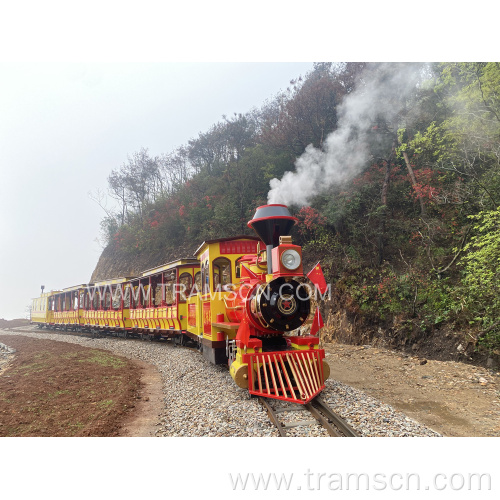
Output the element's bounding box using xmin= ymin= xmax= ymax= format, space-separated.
xmin=0 ymin=342 xmax=139 ymax=437
xmin=81 ymin=350 xmax=127 ymax=369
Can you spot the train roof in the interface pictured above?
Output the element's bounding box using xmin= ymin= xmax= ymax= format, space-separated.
xmin=140 ymin=258 xmax=200 ymax=278
xmin=193 ymin=235 xmax=262 ymax=257
xmin=31 ymin=290 xmax=62 ymax=300
xmin=61 ymin=283 xmax=89 ymax=293
xmin=92 ymin=277 xmax=135 ymax=287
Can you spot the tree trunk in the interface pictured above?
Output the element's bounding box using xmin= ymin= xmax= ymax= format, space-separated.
xmin=402 ymin=150 xmax=426 ymax=217
xmin=377 ymin=139 xmax=397 ymax=265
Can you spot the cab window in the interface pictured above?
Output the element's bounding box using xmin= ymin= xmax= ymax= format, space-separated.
xmin=213 ymin=257 xmax=231 ymax=291
xmin=201 ymin=261 xmax=210 ymax=294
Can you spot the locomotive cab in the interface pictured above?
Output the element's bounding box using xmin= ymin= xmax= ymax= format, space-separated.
xmin=188 ymin=236 xmax=262 ymax=364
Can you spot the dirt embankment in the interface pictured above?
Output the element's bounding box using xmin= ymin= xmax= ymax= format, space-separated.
xmin=0 ymin=335 xmax=144 ymax=437
xmin=0 ymin=319 xmax=30 ymax=329
xmin=325 ymin=343 xmax=500 ymax=437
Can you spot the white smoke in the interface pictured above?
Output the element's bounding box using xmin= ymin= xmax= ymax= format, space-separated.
xmin=267 ymin=63 xmax=425 ymax=206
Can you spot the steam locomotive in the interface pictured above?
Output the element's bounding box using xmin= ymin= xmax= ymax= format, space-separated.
xmin=31 ymin=204 xmax=330 ymax=403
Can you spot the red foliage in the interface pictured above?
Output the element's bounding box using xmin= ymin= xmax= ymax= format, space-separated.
xmin=296 ymin=206 xmax=326 ymax=237
xmin=410 ymin=168 xmax=442 ymax=201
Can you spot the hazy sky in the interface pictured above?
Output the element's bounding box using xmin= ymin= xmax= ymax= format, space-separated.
xmin=0 ymin=62 xmax=314 ymax=319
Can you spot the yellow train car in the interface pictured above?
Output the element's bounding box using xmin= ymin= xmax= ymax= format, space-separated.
xmin=128 ymin=259 xmax=200 ymax=339
xmin=30 ymin=290 xmax=60 ymax=326
xmin=81 ymin=278 xmax=133 ymax=334
xmin=51 ymin=284 xmax=87 ymax=329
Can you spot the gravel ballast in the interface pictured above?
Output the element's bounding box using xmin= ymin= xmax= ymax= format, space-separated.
xmin=0 ymin=327 xmax=441 ymax=437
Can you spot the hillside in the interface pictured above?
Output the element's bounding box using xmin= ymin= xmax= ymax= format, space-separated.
xmin=90 ymin=239 xmax=198 ymax=282
xmin=90 ymin=62 xmax=500 ymax=367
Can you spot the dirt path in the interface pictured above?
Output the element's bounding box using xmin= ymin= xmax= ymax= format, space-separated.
xmin=119 ymin=358 xmax=163 ymax=437
xmin=324 ymin=343 xmax=500 ymax=436
xmin=0 ymin=334 xmax=151 ymax=436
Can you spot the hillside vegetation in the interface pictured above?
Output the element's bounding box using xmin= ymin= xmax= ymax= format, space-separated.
xmin=91 ymin=62 xmax=500 ymax=363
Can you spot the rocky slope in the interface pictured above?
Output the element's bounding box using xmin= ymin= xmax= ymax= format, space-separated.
xmin=90 ymin=241 xmax=198 ymax=282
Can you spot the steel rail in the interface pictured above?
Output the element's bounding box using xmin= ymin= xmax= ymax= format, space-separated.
xmin=311 ymin=396 xmax=360 ymax=437
xmin=258 ymin=397 xmax=287 ymax=437
xmin=259 ymin=396 xmax=359 ymax=437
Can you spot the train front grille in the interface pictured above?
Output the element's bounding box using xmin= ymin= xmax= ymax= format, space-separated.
xmin=247 ymin=350 xmax=325 ymax=404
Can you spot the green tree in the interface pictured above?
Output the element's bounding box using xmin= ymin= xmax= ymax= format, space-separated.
xmin=461 ymin=206 xmax=500 ymax=350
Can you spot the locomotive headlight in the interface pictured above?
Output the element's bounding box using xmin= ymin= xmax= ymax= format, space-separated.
xmin=281 ymin=249 xmax=301 ymax=270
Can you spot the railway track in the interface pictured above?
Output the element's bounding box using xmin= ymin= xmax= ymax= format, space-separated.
xmin=259 ymin=396 xmax=359 ymax=437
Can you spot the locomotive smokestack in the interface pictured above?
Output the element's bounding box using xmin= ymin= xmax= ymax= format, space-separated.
xmin=248 ymin=204 xmax=298 ymax=274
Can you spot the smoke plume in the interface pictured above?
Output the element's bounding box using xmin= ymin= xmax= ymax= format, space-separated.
xmin=267 ymin=63 xmax=425 ymax=206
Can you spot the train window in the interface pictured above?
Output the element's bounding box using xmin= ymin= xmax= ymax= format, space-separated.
xmin=136 ymin=282 xmax=144 ymax=309
xmin=133 ymin=285 xmax=142 ymax=308
xmin=164 ymin=283 xmax=173 ymax=305
xmin=154 ymin=284 xmax=162 ymax=306
xmin=112 ymin=286 xmax=121 ymax=310
xmin=194 ymin=272 xmax=202 ymax=294
xmin=179 ymin=272 xmax=193 ymax=302
xmin=163 ymin=271 xmax=175 ymax=306
xmin=73 ymin=293 xmax=79 ymax=310
xmin=143 ymin=285 xmax=150 ymax=308
xmin=124 ymin=286 xmax=131 ymax=308
xmin=213 ymin=257 xmax=231 ymax=291
xmin=93 ymin=290 xmax=99 ymax=310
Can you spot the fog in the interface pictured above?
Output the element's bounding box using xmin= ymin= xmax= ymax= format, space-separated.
xmin=0 ymin=62 xmax=313 ymax=319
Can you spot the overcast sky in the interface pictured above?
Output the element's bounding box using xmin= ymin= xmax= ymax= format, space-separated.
xmin=0 ymin=62 xmax=314 ymax=319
